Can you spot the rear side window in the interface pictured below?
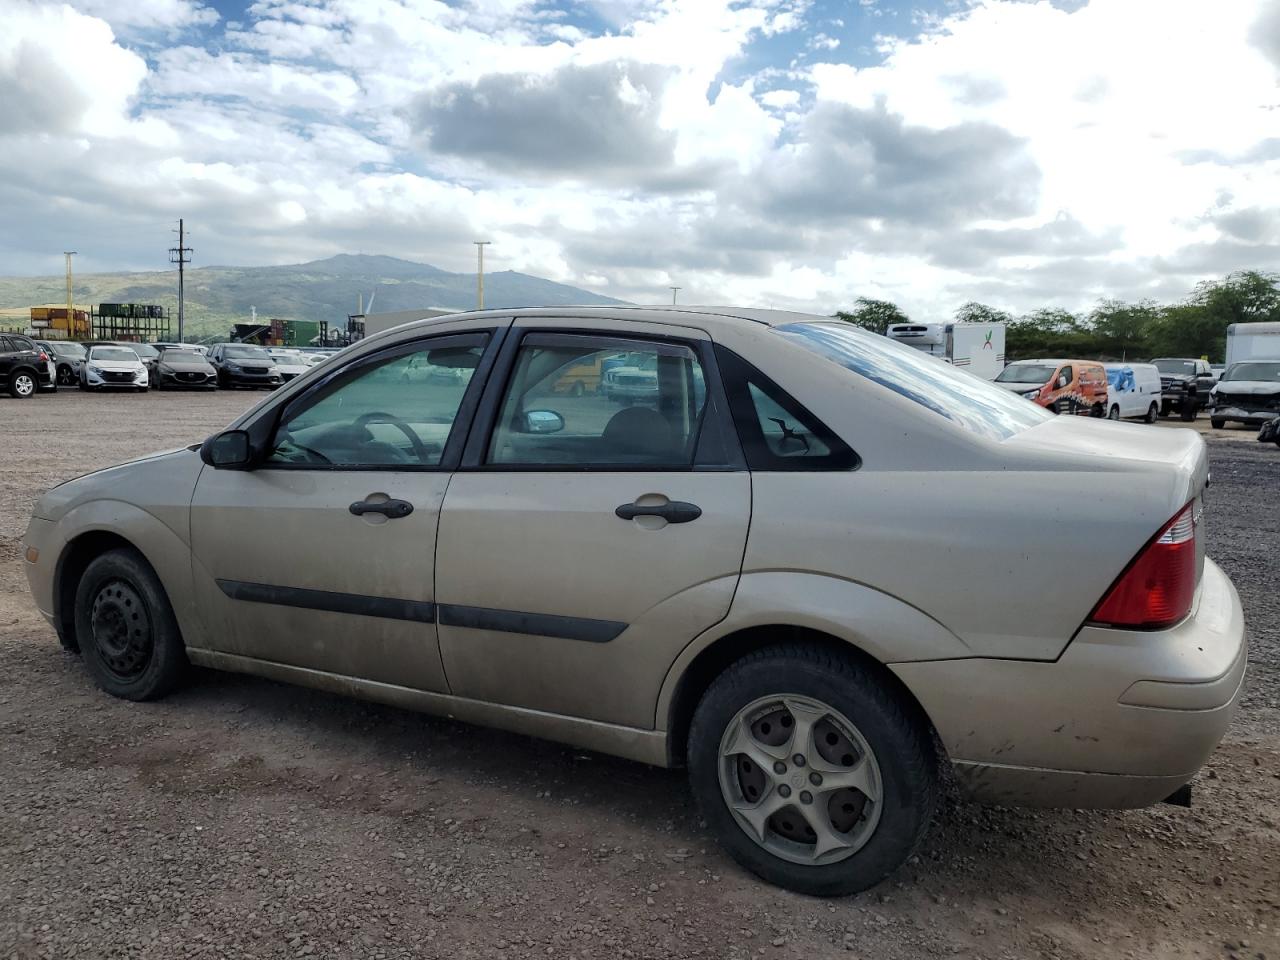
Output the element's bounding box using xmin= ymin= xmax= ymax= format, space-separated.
xmin=779 ymin=322 xmax=1052 ymax=441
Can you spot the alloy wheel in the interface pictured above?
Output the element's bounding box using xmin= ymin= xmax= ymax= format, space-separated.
xmin=13 ymin=373 xmax=35 ymax=397
xmin=718 ymin=695 xmax=883 ymax=866
xmin=89 ymin=579 xmax=154 ymax=682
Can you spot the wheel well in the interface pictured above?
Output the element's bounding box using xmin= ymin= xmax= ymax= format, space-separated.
xmin=53 ymin=531 xmax=136 ymax=652
xmin=664 ymin=625 xmax=943 ymax=768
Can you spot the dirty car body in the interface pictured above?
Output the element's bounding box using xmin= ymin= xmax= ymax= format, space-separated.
xmin=23 ymin=306 xmax=1247 ymax=896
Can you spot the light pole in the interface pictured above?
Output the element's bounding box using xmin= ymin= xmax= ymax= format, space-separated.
xmin=474 ymin=241 xmax=491 ymax=309
xmin=670 ymin=286 xmax=681 ymax=305
xmin=64 ymin=252 xmax=77 ymax=335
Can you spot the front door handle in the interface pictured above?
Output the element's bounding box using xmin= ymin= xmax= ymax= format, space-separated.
xmin=615 ymin=500 xmax=702 ymax=524
xmin=349 ymin=498 xmax=414 ymax=519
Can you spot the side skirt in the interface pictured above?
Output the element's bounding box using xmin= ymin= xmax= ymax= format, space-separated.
xmin=186 ymin=648 xmax=670 ymax=768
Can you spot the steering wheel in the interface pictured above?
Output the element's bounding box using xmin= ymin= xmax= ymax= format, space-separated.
xmin=354 ymin=411 xmax=432 ymax=464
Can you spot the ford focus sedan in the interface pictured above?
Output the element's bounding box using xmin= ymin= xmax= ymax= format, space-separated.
xmin=22 ymin=307 xmax=1246 ymax=896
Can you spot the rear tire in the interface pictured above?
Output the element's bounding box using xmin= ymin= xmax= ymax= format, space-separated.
xmin=74 ymin=548 xmax=187 ymax=701
xmin=1145 ymin=403 xmax=1159 ymax=424
xmin=9 ymin=370 xmax=36 ymax=398
xmin=688 ymin=645 xmax=936 ymax=897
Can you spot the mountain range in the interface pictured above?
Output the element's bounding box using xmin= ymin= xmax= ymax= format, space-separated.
xmin=0 ymin=254 xmax=627 ymax=338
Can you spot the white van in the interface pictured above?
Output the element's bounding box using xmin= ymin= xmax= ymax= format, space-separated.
xmin=1102 ymin=363 xmax=1162 ymax=422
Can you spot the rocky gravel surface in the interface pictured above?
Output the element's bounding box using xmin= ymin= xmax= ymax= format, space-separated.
xmin=1 ymin=391 xmax=1277 ymax=960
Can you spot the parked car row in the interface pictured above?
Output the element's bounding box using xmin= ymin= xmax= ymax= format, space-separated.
xmin=1 ymin=339 xmax=342 ymax=398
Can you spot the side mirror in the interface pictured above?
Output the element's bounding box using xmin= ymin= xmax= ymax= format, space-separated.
xmin=521 ymin=410 xmax=565 ymax=434
xmin=200 ymin=429 xmax=255 ymax=469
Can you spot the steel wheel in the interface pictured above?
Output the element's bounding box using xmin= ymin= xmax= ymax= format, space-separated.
xmin=718 ymin=694 xmax=883 ymax=866
xmin=89 ymin=579 xmax=154 ymax=683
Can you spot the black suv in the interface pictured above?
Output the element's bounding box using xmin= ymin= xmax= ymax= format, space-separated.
xmin=0 ymin=334 xmax=54 ymax=399
xmin=1152 ymin=357 xmax=1216 ymax=422
xmin=207 ymin=343 xmax=282 ymax=389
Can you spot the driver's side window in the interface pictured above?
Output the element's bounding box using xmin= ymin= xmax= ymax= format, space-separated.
xmin=268 ymin=336 xmax=486 ymax=468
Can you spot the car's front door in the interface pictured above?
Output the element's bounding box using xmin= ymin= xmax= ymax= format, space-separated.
xmin=189 ymin=326 xmax=504 ymax=691
xmin=434 ymin=319 xmax=751 ymax=728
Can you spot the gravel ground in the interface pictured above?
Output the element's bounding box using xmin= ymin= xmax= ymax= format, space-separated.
xmin=1 ymin=390 xmax=1277 ymax=960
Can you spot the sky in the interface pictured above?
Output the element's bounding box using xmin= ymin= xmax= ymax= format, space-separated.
xmin=1 ymin=0 xmax=1278 ymax=318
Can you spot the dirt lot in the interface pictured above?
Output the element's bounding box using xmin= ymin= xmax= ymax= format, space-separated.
xmin=1 ymin=390 xmax=1277 ymax=960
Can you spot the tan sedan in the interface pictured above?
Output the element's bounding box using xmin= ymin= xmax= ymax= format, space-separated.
xmin=22 ymin=307 xmax=1247 ymax=895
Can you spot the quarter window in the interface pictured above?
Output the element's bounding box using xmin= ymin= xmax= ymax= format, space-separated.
xmin=748 ymin=383 xmax=832 ymax=459
xmin=267 ymin=336 xmax=487 ymax=468
xmin=487 ymin=335 xmax=707 ymax=467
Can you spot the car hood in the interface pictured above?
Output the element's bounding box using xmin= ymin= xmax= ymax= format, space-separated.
xmin=33 ymin=447 xmax=200 ymax=523
xmin=161 ymin=359 xmax=216 ymax=373
xmin=88 ymin=359 xmax=143 ymax=371
xmin=1213 ymin=380 xmax=1280 ymax=395
xmin=273 ymin=361 xmax=309 ymax=374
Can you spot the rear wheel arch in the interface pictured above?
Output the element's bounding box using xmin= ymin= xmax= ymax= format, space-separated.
xmin=664 ymin=624 xmax=944 ymax=769
xmin=54 ymin=531 xmax=145 ymax=652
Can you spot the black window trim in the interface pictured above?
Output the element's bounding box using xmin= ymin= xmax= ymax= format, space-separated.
xmin=714 ymin=344 xmax=860 ymax=472
xmin=460 ymin=325 xmax=745 ymax=473
xmin=248 ymin=327 xmax=507 ymax=474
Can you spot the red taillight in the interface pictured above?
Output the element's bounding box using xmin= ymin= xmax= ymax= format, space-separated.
xmin=38 ymin=350 xmax=49 ymax=362
xmin=1088 ymin=502 xmax=1197 ymax=630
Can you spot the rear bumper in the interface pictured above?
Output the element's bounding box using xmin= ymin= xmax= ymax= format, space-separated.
xmin=892 ymin=558 xmax=1246 ymax=808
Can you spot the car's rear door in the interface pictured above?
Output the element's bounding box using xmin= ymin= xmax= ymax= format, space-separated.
xmin=188 ymin=323 xmax=508 ymax=691
xmin=433 ymin=317 xmax=751 ymax=729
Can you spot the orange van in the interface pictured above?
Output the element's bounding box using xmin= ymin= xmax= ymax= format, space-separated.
xmin=995 ymin=359 xmax=1109 ymax=416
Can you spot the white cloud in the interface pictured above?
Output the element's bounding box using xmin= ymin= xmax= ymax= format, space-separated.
xmin=0 ymin=0 xmax=1276 ymax=318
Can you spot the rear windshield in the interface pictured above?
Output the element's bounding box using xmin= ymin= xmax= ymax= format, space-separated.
xmin=91 ymin=347 xmax=139 ymax=362
xmin=995 ymin=362 xmax=1057 ymax=384
xmin=778 ymin=322 xmax=1052 ymax=441
xmin=1222 ymin=362 xmax=1280 ymax=382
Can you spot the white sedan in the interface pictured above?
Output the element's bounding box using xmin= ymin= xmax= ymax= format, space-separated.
xmin=79 ymin=345 xmax=148 ymax=391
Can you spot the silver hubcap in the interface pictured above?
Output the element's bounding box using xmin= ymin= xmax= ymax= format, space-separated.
xmin=718 ymin=695 xmax=883 ymax=866
xmin=14 ymin=374 xmax=34 ymax=396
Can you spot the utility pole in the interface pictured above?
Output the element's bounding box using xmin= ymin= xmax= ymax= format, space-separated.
xmin=169 ymin=219 xmax=193 ymax=342
xmin=670 ymin=286 xmax=681 ymax=305
xmin=63 ymin=252 xmax=76 ymax=332
xmin=474 ymin=241 xmax=491 ymax=310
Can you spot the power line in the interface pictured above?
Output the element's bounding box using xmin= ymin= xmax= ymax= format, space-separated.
xmin=169 ymin=219 xmax=193 ymax=342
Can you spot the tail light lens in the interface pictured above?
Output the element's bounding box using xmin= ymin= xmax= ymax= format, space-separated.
xmin=1088 ymin=502 xmax=1197 ymax=629
xmin=38 ymin=350 xmax=49 ymax=362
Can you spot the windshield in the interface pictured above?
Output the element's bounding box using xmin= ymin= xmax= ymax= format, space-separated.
xmin=163 ymin=351 xmax=203 ymax=363
xmin=778 ymin=322 xmax=1052 ymax=441
xmin=1154 ymin=359 xmax=1195 ymax=375
xmin=995 ymin=362 xmax=1057 ymax=384
xmin=225 ymin=345 xmax=272 ymax=360
xmin=50 ymin=342 xmax=87 ymax=359
xmin=124 ymin=343 xmax=159 ymax=359
xmin=1222 ymin=362 xmax=1280 ymax=382
xmin=91 ymin=347 xmax=140 ymax=362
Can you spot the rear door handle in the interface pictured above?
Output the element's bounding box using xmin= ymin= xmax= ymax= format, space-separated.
xmin=615 ymin=500 xmax=702 ymax=524
xmin=349 ymin=498 xmax=414 ymax=519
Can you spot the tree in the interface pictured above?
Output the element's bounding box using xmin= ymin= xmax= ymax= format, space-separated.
xmin=1147 ymin=271 xmax=1280 ymax=361
xmin=834 ymin=297 xmax=909 ymax=334
xmin=954 ymin=302 xmax=1012 ymax=326
xmin=1088 ymin=298 xmax=1158 ymax=359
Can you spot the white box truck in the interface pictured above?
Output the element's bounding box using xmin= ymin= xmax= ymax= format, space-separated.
xmin=886 ymin=322 xmax=1007 ymax=379
xmin=1225 ymin=322 xmax=1280 ymax=367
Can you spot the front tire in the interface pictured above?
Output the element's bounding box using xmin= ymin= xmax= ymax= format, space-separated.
xmin=688 ymin=645 xmax=936 ymax=896
xmin=1108 ymin=404 xmax=1120 ymax=420
xmin=1211 ymin=418 xmax=1225 ymax=429
xmin=73 ymin=548 xmax=187 ymax=701
xmin=1181 ymin=401 xmax=1198 ymax=422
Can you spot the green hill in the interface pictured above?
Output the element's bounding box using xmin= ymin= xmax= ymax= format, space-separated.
xmin=0 ymin=254 xmax=628 ymax=340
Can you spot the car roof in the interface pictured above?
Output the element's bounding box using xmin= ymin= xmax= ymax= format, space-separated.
xmin=388 ymin=304 xmax=826 ymax=336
